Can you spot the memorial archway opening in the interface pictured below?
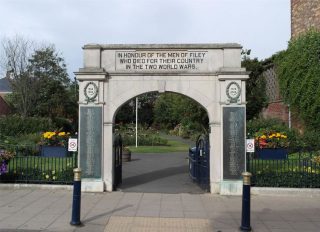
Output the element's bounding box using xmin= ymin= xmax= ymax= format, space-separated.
xmin=75 ymin=44 xmax=249 ymax=195
xmin=112 ymin=91 xmax=210 ymax=193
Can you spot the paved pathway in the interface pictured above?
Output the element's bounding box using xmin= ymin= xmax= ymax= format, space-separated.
xmin=1 ymin=189 xmax=320 ymax=231
xmin=120 ymin=152 xmax=205 ymax=194
xmin=1 ymin=136 xmax=320 ymax=231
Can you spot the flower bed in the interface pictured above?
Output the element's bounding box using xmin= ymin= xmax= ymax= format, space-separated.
xmin=255 ymin=130 xmax=289 ymax=159
xmin=0 ymin=149 xmax=15 ymax=175
xmin=39 ymin=131 xmax=70 ymax=157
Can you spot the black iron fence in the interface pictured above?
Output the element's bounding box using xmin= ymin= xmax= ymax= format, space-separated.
xmin=247 ymin=151 xmax=320 ymax=188
xmin=0 ymin=153 xmax=77 ymax=185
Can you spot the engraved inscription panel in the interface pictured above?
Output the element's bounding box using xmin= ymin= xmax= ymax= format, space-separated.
xmin=80 ymin=107 xmax=102 ymax=178
xmin=223 ymin=107 xmax=245 ymax=179
xmin=115 ymin=50 xmax=209 ymax=72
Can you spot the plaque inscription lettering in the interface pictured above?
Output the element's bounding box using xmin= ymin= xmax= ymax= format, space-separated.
xmin=115 ymin=50 xmax=208 ymax=72
xmin=80 ymin=107 xmax=102 ymax=178
xmin=223 ymin=107 xmax=245 ymax=179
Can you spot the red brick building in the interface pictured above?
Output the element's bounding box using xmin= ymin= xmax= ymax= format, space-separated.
xmin=291 ymin=0 xmax=320 ymax=38
xmin=261 ymin=0 xmax=320 ymax=131
xmin=0 ymin=77 xmax=12 ymax=115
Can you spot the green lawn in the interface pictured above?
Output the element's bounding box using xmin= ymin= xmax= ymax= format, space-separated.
xmin=128 ymin=139 xmax=190 ymax=153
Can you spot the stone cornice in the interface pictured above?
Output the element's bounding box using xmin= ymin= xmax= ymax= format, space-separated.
xmin=83 ymin=43 xmax=242 ymax=50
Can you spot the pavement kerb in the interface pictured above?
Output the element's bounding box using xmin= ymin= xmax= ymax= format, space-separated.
xmin=0 ymin=183 xmax=73 ymax=191
xmin=251 ymin=187 xmax=320 ymax=197
xmin=1 ymin=184 xmax=320 ymax=197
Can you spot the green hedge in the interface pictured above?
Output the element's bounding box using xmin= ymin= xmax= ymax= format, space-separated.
xmin=122 ymin=133 xmax=168 ymax=146
xmin=252 ymin=171 xmax=320 ymax=188
xmin=0 ymin=115 xmax=55 ymax=136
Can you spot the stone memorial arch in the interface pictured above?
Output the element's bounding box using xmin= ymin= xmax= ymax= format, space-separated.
xmin=75 ymin=44 xmax=249 ymax=195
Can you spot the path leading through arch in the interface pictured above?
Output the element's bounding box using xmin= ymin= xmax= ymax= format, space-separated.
xmin=120 ymin=152 xmax=205 ymax=194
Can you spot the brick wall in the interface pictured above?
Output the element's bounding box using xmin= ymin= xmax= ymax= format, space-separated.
xmin=261 ymin=66 xmax=290 ymax=123
xmin=0 ymin=96 xmax=11 ymax=115
xmin=291 ymin=0 xmax=320 ymax=38
xmin=261 ymin=66 xmax=305 ymax=132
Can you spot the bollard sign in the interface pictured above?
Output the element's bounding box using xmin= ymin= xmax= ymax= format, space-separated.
xmin=246 ymin=139 xmax=255 ymax=153
xmin=68 ymin=138 xmax=78 ymax=152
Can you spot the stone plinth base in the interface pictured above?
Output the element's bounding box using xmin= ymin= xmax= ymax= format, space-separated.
xmin=220 ymin=180 xmax=243 ymax=195
xmin=81 ymin=179 xmax=104 ymax=192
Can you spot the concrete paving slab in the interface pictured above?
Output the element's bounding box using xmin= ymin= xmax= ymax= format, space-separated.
xmin=1 ymin=185 xmax=320 ymax=231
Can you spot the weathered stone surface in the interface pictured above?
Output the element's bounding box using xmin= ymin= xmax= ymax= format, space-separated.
xmin=79 ymin=106 xmax=102 ymax=179
xmin=223 ymin=107 xmax=245 ymax=180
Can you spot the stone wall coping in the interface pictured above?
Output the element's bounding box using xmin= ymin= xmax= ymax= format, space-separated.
xmin=83 ymin=43 xmax=242 ymax=50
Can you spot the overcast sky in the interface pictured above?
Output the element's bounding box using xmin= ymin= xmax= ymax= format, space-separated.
xmin=0 ymin=0 xmax=290 ymax=77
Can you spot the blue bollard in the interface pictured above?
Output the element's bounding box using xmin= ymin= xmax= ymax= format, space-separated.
xmin=240 ymin=172 xmax=252 ymax=232
xmin=70 ymin=168 xmax=82 ymax=226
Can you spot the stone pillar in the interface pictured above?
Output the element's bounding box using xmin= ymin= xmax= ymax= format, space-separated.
xmin=209 ymin=122 xmax=222 ymax=194
xmin=218 ymin=70 xmax=249 ymax=195
xmin=75 ymin=65 xmax=107 ymax=192
xmin=103 ymin=122 xmax=113 ymax=191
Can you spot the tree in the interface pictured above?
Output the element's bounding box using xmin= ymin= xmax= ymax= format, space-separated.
xmin=242 ymin=56 xmax=267 ymax=120
xmin=275 ymin=29 xmax=320 ymax=130
xmin=1 ymin=35 xmax=74 ymax=120
xmin=27 ymin=46 xmax=71 ymax=118
xmin=0 ymin=35 xmax=38 ymax=116
xmin=115 ymin=92 xmax=158 ymax=126
xmin=153 ymin=93 xmax=208 ymax=132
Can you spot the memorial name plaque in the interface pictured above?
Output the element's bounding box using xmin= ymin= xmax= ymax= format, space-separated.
xmin=80 ymin=107 xmax=102 ymax=178
xmin=115 ymin=50 xmax=209 ymax=72
xmin=223 ymin=107 xmax=245 ymax=179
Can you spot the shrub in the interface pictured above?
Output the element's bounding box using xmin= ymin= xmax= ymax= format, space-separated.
xmin=0 ymin=115 xmax=55 ymax=136
xmin=119 ymin=124 xmax=168 ymax=146
xmin=247 ymin=118 xmax=300 ymax=151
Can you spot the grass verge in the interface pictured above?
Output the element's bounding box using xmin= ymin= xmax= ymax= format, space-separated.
xmin=128 ymin=139 xmax=190 ymax=153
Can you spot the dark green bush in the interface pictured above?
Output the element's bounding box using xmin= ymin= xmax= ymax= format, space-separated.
xmin=119 ymin=124 xmax=168 ymax=146
xmin=247 ymin=118 xmax=320 ymax=152
xmin=299 ymin=130 xmax=320 ymax=151
xmin=251 ymin=171 xmax=320 ymax=188
xmin=122 ymin=133 xmax=168 ymax=146
xmin=0 ymin=115 xmax=55 ymax=136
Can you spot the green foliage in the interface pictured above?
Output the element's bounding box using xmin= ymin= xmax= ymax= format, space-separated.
xmin=115 ymin=92 xmax=158 ymax=126
xmin=247 ymin=118 xmax=300 ymax=150
xmin=242 ymin=57 xmax=267 ymax=120
xmin=251 ymin=171 xmax=320 ymax=188
xmin=299 ymin=130 xmax=320 ymax=151
xmin=247 ymin=118 xmax=320 ymax=151
xmin=247 ymin=118 xmax=289 ymax=137
xmin=27 ymin=46 xmax=71 ymax=118
xmin=128 ymin=140 xmax=189 ymax=153
xmin=153 ymin=93 xmax=208 ymax=133
xmin=0 ymin=115 xmax=55 ymax=136
xmin=0 ymin=156 xmax=75 ymax=184
xmin=274 ymin=29 xmax=320 ymax=130
xmin=119 ymin=124 xmax=168 ymax=146
xmin=4 ymin=44 xmax=77 ymax=123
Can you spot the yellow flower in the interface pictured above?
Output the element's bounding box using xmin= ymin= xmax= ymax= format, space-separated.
xmin=276 ymin=133 xmax=281 ymax=137
xmin=261 ymin=135 xmax=266 ymax=139
xmin=58 ymin=132 xmax=66 ymax=136
xmin=45 ymin=175 xmax=49 ymax=179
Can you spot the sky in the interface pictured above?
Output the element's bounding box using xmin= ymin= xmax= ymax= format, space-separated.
xmin=0 ymin=0 xmax=290 ymax=77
